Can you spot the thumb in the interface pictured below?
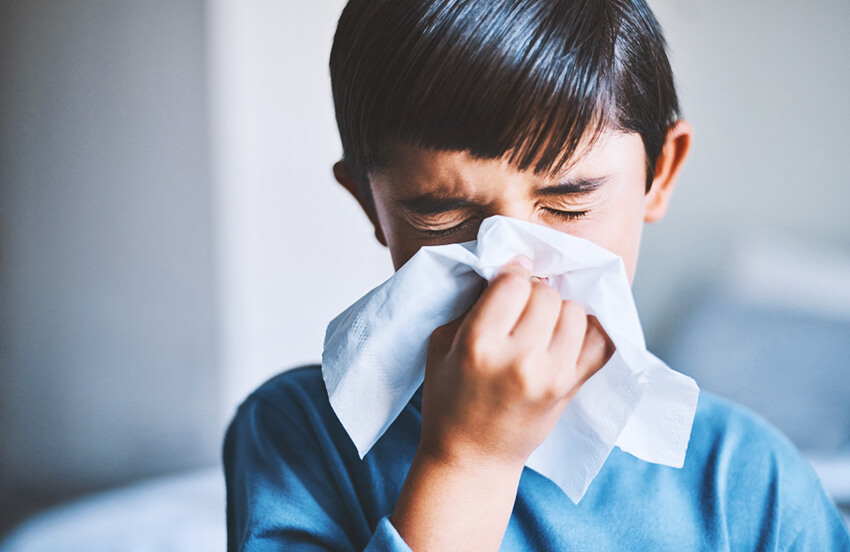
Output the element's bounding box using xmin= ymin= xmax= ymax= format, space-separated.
xmin=430 ymin=314 xmax=466 ymax=352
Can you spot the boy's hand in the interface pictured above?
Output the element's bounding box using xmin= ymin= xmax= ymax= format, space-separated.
xmin=419 ymin=255 xmax=615 ymax=471
xmin=391 ymin=256 xmax=614 ymax=551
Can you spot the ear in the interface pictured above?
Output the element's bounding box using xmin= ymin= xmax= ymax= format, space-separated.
xmin=644 ymin=120 xmax=692 ymax=223
xmin=333 ymin=160 xmax=388 ymax=246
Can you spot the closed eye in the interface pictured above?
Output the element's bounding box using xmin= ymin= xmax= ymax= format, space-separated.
xmin=420 ymin=218 xmax=477 ymax=238
xmin=540 ymin=207 xmax=589 ymax=221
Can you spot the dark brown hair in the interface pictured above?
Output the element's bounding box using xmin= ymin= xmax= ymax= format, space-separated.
xmin=330 ymin=0 xmax=680 ymax=200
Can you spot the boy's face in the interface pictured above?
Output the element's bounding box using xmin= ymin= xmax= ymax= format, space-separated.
xmin=337 ymin=124 xmax=691 ymax=282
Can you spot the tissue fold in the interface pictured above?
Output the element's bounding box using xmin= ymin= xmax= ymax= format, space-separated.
xmin=322 ymin=215 xmax=699 ymax=502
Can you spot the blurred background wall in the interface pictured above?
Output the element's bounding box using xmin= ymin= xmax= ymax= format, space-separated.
xmin=635 ymin=0 xmax=850 ymax=342
xmin=1 ymin=0 xmax=848 ymax=536
xmin=0 ymin=0 xmax=219 ymax=532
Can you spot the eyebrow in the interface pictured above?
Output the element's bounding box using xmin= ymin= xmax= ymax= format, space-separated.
xmin=398 ymin=194 xmax=478 ymax=215
xmin=535 ymin=176 xmax=609 ymax=196
xmin=398 ymin=176 xmax=608 ymax=215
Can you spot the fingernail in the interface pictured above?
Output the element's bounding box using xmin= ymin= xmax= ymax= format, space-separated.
xmin=510 ymin=255 xmax=533 ymax=273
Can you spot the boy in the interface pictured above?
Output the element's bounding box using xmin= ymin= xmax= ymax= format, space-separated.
xmin=224 ymin=0 xmax=850 ymax=550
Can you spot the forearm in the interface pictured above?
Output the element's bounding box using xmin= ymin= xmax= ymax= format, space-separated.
xmin=390 ymin=447 xmax=524 ymax=552
xmin=390 ymin=262 xmax=607 ymax=551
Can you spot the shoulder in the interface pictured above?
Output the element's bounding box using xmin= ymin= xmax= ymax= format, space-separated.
xmin=691 ymin=391 xmax=798 ymax=453
xmin=687 ymin=391 xmax=820 ymax=499
xmin=247 ymin=364 xmax=330 ymax=419
xmin=224 ymin=367 xmax=399 ymax=549
xmin=684 ymin=391 xmax=848 ymax=548
xmin=225 ymin=365 xmax=352 ymax=453
xmin=689 ymin=391 xmax=815 ymax=482
xmin=223 ymin=365 xmax=420 ymax=544
xmin=588 ymin=391 xmax=848 ymax=548
xmin=250 ymin=364 xmax=325 ymax=402
xmin=225 ymin=365 xmax=420 ymax=466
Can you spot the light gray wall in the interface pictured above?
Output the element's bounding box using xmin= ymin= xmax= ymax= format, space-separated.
xmin=207 ymin=0 xmax=386 ymax=419
xmin=635 ymin=0 xmax=850 ymax=345
xmin=0 ymin=0 xmax=218 ymax=523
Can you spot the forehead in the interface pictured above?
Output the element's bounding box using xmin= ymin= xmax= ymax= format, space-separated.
xmin=370 ymin=130 xmax=646 ymax=196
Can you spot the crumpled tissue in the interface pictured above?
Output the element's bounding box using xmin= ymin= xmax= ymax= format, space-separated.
xmin=322 ymin=215 xmax=699 ymax=502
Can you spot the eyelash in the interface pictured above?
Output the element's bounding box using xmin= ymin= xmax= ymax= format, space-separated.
xmin=422 ymin=208 xmax=588 ymax=238
xmin=422 ymin=219 xmax=474 ymax=238
xmin=540 ymin=207 xmax=589 ymax=221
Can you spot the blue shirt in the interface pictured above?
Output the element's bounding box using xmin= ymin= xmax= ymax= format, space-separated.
xmin=223 ymin=365 xmax=850 ymax=551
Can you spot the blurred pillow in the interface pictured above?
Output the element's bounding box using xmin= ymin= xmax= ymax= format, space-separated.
xmin=659 ymin=233 xmax=850 ymax=453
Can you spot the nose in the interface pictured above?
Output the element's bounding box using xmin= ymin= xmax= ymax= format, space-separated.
xmin=484 ymin=200 xmax=537 ymax=225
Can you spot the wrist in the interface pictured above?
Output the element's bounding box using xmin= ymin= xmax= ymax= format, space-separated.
xmin=413 ymin=443 xmax=526 ymax=482
xmin=391 ymin=446 xmax=524 ymax=551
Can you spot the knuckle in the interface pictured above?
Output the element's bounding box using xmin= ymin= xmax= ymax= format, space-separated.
xmin=507 ymin=362 xmax=532 ymax=393
xmin=509 ymin=355 xmax=544 ymax=395
xmin=515 ymin=355 xmax=538 ymax=376
xmin=536 ymin=380 xmax=559 ymax=403
xmin=561 ymin=300 xmax=588 ymax=325
xmin=460 ymin=331 xmax=492 ymax=366
xmin=555 ymin=362 xmax=584 ymax=395
xmin=493 ymin=271 xmax=531 ymax=295
xmin=554 ymin=376 xmax=577 ymax=399
xmin=543 ymin=386 xmax=562 ymax=404
xmin=533 ymin=281 xmax=560 ymax=302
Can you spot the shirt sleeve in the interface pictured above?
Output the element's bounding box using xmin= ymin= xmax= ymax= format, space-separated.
xmin=223 ymin=395 xmax=413 ymax=552
xmin=785 ymin=484 xmax=850 ymax=551
xmin=367 ymin=518 xmax=415 ymax=552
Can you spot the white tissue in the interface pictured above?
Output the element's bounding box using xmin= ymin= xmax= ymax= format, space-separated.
xmin=322 ymin=215 xmax=699 ymax=502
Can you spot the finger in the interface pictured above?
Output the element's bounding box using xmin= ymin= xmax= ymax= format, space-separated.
xmin=510 ymin=280 xmax=562 ymax=348
xmin=461 ymin=256 xmax=533 ymax=337
xmin=575 ymin=315 xmax=615 ymax=382
xmin=547 ymin=300 xmax=588 ymax=366
xmin=426 ymin=314 xmax=467 ymax=377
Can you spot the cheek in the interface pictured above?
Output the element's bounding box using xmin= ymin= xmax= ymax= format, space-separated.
xmin=375 ymin=212 xmax=430 ymax=270
xmin=370 ymin=197 xmax=410 ymax=269
xmin=382 ymin=223 xmax=420 ymax=271
xmin=571 ymin=195 xmax=645 ymax=281
xmin=388 ymin=240 xmax=423 ymax=271
xmin=606 ymin=203 xmax=645 ymax=282
xmin=619 ymin=224 xmax=644 ymax=282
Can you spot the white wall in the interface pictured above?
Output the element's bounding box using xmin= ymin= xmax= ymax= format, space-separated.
xmin=208 ymin=0 xmax=392 ymax=422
